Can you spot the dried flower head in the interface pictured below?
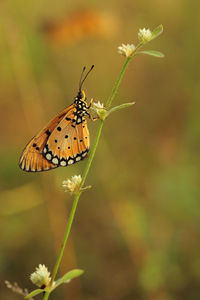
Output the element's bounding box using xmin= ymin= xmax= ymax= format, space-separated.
xmin=91 ymin=101 xmax=107 ymax=120
xmin=118 ymin=44 xmax=136 ymax=58
xmin=30 ymin=264 xmax=51 ymax=288
xmin=138 ymin=28 xmax=152 ymax=43
xmin=5 ymin=281 xmax=33 ymax=299
xmin=62 ymin=175 xmax=82 ymax=194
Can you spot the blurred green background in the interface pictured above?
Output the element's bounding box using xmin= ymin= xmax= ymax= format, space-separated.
xmin=1 ymin=0 xmax=200 ymax=299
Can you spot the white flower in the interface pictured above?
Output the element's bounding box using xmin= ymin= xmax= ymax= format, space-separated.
xmin=62 ymin=175 xmax=82 ymax=194
xmin=30 ymin=264 xmax=51 ymax=288
xmin=138 ymin=28 xmax=152 ymax=43
xmin=92 ymin=101 xmax=105 ymax=110
xmin=118 ymin=44 xmax=136 ymax=58
xmin=91 ymin=101 xmax=107 ymax=120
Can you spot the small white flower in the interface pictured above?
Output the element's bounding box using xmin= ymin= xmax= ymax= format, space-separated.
xmin=62 ymin=175 xmax=82 ymax=194
xmin=91 ymin=101 xmax=107 ymax=120
xmin=92 ymin=101 xmax=105 ymax=110
xmin=138 ymin=28 xmax=152 ymax=43
xmin=118 ymin=44 xmax=136 ymax=58
xmin=30 ymin=264 xmax=51 ymax=288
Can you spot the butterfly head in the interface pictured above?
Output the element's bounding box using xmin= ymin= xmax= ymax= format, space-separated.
xmin=76 ymin=89 xmax=86 ymax=102
xmin=75 ymin=65 xmax=94 ymax=103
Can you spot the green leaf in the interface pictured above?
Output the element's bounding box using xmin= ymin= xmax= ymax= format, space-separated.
xmin=151 ymin=24 xmax=163 ymax=41
xmin=53 ymin=269 xmax=84 ymax=290
xmin=108 ymin=102 xmax=135 ymax=116
xmin=138 ymin=50 xmax=164 ymax=58
xmin=24 ymin=289 xmax=44 ymax=299
xmin=60 ymin=269 xmax=84 ymax=283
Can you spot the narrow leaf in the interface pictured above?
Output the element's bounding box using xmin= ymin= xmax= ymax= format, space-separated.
xmin=139 ymin=50 xmax=164 ymax=58
xmin=53 ymin=269 xmax=84 ymax=290
xmin=61 ymin=269 xmax=84 ymax=283
xmin=151 ymin=24 xmax=163 ymax=41
xmin=108 ymin=102 xmax=135 ymax=115
xmin=24 ymin=289 xmax=43 ymax=299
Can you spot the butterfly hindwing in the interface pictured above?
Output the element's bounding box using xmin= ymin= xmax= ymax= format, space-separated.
xmin=44 ymin=106 xmax=90 ymax=167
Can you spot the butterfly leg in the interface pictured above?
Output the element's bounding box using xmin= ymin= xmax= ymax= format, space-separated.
xmin=86 ymin=98 xmax=94 ymax=109
xmin=85 ymin=110 xmax=98 ymax=121
xmin=89 ymin=114 xmax=99 ymax=121
xmin=86 ymin=98 xmax=99 ymax=121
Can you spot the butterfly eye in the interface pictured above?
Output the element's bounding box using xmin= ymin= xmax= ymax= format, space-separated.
xmin=77 ymin=90 xmax=85 ymax=100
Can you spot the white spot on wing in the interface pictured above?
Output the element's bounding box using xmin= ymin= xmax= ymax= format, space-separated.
xmin=60 ymin=160 xmax=67 ymax=166
xmin=76 ymin=156 xmax=81 ymax=161
xmin=68 ymin=159 xmax=74 ymax=165
xmin=52 ymin=158 xmax=59 ymax=164
xmin=46 ymin=153 xmax=52 ymax=160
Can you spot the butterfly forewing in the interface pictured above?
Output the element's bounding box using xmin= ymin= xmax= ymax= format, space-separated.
xmin=19 ymin=105 xmax=74 ymax=172
xmin=19 ymin=102 xmax=90 ymax=172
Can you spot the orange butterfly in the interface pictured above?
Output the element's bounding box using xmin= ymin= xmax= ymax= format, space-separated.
xmin=19 ymin=66 xmax=94 ymax=172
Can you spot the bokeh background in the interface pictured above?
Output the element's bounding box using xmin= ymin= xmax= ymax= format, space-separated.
xmin=1 ymin=0 xmax=200 ymax=299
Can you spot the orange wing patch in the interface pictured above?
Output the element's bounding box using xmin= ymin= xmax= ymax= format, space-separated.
xmin=20 ymin=67 xmax=94 ymax=173
xmin=19 ymin=135 xmax=57 ymax=172
xmin=44 ymin=110 xmax=89 ymax=167
xmin=19 ymin=105 xmax=74 ymax=172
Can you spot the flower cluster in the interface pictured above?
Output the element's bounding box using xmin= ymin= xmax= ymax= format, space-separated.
xmin=118 ymin=43 xmax=136 ymax=58
xmin=91 ymin=101 xmax=107 ymax=120
xmin=62 ymin=175 xmax=82 ymax=194
xmin=138 ymin=28 xmax=152 ymax=43
xmin=118 ymin=27 xmax=154 ymax=58
xmin=30 ymin=264 xmax=51 ymax=288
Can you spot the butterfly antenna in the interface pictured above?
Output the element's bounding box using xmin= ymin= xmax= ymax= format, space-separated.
xmin=79 ymin=66 xmax=86 ymax=90
xmin=79 ymin=65 xmax=94 ymax=90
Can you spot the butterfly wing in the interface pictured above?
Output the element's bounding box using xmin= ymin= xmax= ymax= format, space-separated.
xmin=19 ymin=105 xmax=74 ymax=172
xmin=44 ymin=107 xmax=90 ymax=166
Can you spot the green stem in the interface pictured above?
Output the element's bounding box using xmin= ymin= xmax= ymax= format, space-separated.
xmin=106 ymin=57 xmax=131 ymax=108
xmin=43 ymin=193 xmax=80 ymax=300
xmin=81 ymin=120 xmax=104 ymax=186
xmin=43 ymin=289 xmax=49 ymax=299
xmin=43 ymin=57 xmax=131 ymax=300
xmin=42 ymin=123 xmax=104 ymax=300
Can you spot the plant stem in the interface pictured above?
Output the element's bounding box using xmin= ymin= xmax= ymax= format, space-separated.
xmin=43 ymin=123 xmax=104 ymax=300
xmin=43 ymin=194 xmax=80 ymax=300
xmin=106 ymin=57 xmax=131 ymax=108
xmin=43 ymin=57 xmax=131 ymax=300
xmin=81 ymin=120 xmax=104 ymax=186
xmin=51 ymin=194 xmax=80 ymax=281
xmin=53 ymin=120 xmax=104 ymax=283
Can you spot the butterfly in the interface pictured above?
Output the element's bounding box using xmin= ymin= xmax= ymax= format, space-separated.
xmin=19 ymin=65 xmax=94 ymax=172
